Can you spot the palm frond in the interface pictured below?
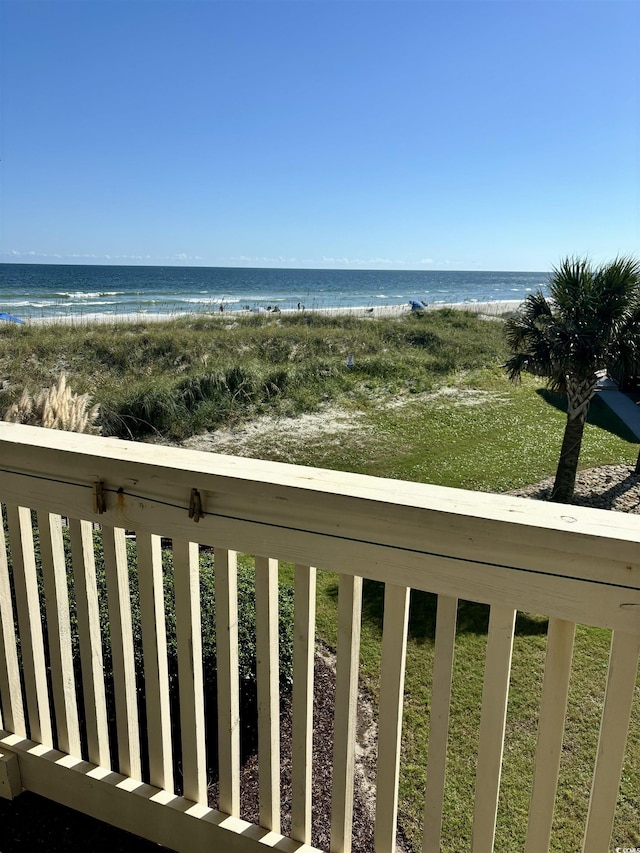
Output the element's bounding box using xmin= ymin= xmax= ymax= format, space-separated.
xmin=504 ymin=254 xmax=640 ymax=388
xmin=548 ymin=256 xmax=594 ymax=313
xmin=504 ymin=291 xmax=555 ymax=382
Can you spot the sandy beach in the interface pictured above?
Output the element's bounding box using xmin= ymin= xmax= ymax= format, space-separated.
xmin=25 ymin=300 xmax=523 ymax=325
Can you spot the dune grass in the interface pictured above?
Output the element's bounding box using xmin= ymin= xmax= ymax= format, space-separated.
xmin=0 ymin=309 xmax=507 ymax=439
xmin=2 ymin=309 xmax=639 ymax=851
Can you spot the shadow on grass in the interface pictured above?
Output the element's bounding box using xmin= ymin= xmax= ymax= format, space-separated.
xmin=536 ymin=389 xmax=638 ymax=443
xmin=325 ymin=580 xmax=548 ymax=641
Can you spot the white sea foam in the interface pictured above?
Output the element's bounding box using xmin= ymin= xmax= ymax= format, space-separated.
xmin=55 ymin=290 xmax=125 ymax=299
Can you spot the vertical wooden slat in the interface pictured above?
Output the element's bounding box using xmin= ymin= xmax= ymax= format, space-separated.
xmin=173 ymin=538 xmax=207 ymax=805
xmin=215 ymin=548 xmax=240 ymax=816
xmin=422 ymin=594 xmax=458 ymax=853
xmin=69 ymin=517 xmax=110 ymax=768
xmin=0 ymin=504 xmax=25 ymax=736
xmin=6 ymin=504 xmax=52 ymax=746
xmin=137 ymin=532 xmax=173 ymax=793
xmin=471 ymin=604 xmax=516 ymax=853
xmin=375 ymin=583 xmax=410 ymax=853
xmin=38 ymin=511 xmax=81 ymax=756
xmin=255 ymin=555 xmax=281 ymax=833
xmin=103 ymin=525 xmax=141 ymax=780
xmin=525 ymin=618 xmax=575 ymax=853
xmin=330 ymin=573 xmax=363 ymax=853
xmin=582 ymin=630 xmax=640 ymax=853
xmin=291 ymin=564 xmax=317 ymax=844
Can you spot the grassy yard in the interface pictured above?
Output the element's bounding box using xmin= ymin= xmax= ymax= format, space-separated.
xmin=2 ymin=309 xmax=639 ymax=851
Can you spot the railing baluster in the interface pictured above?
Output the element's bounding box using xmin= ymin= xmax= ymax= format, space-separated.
xmin=422 ymin=594 xmax=458 ymax=853
xmin=38 ymin=511 xmax=80 ymax=756
xmin=291 ymin=564 xmax=317 ymax=844
xmin=330 ymin=573 xmax=363 ymax=853
xmin=103 ymin=525 xmax=141 ymax=780
xmin=136 ymin=532 xmax=173 ymax=793
xmin=173 ymin=538 xmax=207 ymax=805
xmin=255 ymin=555 xmax=281 ymax=832
xmin=0 ymin=504 xmax=25 ymax=736
xmin=70 ymin=517 xmax=110 ymax=767
xmin=582 ymin=630 xmax=640 ymax=853
xmin=6 ymin=504 xmax=52 ymax=746
xmin=525 ymin=618 xmax=575 ymax=853
xmin=215 ymin=548 xmax=240 ymax=816
xmin=375 ymin=583 xmax=411 ymax=853
xmin=471 ymin=604 xmax=516 ymax=853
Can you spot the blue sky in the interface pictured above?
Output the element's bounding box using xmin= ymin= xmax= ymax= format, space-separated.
xmin=1 ymin=0 xmax=639 ymax=271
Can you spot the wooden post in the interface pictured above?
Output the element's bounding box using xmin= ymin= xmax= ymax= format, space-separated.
xmin=255 ymin=556 xmax=281 ymax=833
xmin=0 ymin=505 xmax=25 ymax=737
xmin=330 ymin=574 xmax=362 ymax=853
xmin=525 ymin=618 xmax=575 ymax=853
xmin=137 ymin=532 xmax=174 ymax=793
xmin=70 ymin=517 xmax=110 ymax=768
xmin=291 ymin=564 xmax=316 ymax=844
xmin=374 ymin=583 xmax=410 ymax=853
xmin=215 ymin=548 xmax=240 ymax=817
xmin=38 ymin=511 xmax=81 ymax=757
xmin=103 ymin=525 xmax=141 ymax=780
xmin=423 ymin=595 xmax=458 ymax=853
xmin=173 ymin=538 xmax=207 ymax=805
xmin=582 ymin=630 xmax=640 ymax=853
xmin=471 ymin=605 xmax=516 ymax=853
xmin=0 ymin=752 xmax=22 ymax=800
xmin=6 ymin=504 xmax=53 ymax=747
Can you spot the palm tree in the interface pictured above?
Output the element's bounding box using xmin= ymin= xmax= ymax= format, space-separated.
xmin=504 ymin=256 xmax=640 ymax=504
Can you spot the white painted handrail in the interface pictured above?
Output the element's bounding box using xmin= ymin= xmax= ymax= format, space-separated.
xmin=0 ymin=422 xmax=638 ymax=853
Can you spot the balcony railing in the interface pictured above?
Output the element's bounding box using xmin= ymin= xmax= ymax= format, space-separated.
xmin=0 ymin=421 xmax=639 ymax=852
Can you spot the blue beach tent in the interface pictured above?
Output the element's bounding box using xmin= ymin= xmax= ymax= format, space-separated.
xmin=0 ymin=312 xmax=24 ymax=324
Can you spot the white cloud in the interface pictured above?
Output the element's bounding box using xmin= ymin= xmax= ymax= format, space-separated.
xmin=3 ymin=249 xmax=202 ymax=264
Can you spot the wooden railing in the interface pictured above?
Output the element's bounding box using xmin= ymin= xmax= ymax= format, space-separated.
xmin=0 ymin=422 xmax=639 ymax=852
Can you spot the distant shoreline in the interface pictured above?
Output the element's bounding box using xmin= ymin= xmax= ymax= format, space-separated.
xmin=25 ymin=300 xmax=523 ymax=326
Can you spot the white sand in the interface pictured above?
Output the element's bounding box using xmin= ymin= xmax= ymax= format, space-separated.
xmin=25 ymin=300 xmax=523 ymax=326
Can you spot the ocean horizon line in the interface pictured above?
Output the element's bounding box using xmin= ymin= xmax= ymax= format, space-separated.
xmin=0 ymin=260 xmax=551 ymax=275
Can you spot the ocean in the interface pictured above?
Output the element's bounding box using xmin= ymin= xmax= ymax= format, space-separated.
xmin=0 ymin=264 xmax=549 ymax=320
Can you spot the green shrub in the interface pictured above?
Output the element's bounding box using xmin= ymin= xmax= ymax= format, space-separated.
xmin=100 ymin=385 xmax=188 ymax=438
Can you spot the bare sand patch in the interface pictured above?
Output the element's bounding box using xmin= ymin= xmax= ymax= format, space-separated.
xmin=183 ymin=386 xmax=504 ymax=455
xmin=183 ymin=406 xmax=368 ymax=454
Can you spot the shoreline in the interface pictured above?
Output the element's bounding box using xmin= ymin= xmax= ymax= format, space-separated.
xmin=24 ymin=300 xmax=523 ymax=326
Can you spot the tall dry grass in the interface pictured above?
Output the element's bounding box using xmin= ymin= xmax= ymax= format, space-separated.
xmin=3 ymin=373 xmax=100 ymax=433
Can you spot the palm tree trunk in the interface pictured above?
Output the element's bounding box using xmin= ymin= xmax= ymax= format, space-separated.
xmin=550 ymin=414 xmax=587 ymax=503
xmin=550 ymin=376 xmax=598 ymax=503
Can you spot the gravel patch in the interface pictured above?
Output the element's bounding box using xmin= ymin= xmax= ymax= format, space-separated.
xmin=509 ymin=464 xmax=640 ymax=513
xmin=207 ymin=644 xmax=410 ymax=852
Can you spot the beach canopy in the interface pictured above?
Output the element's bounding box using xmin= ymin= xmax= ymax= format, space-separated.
xmin=410 ymin=300 xmax=426 ymax=311
xmin=0 ymin=312 xmax=24 ymax=324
